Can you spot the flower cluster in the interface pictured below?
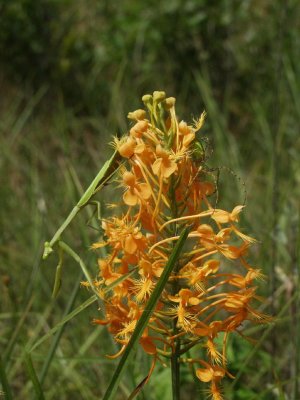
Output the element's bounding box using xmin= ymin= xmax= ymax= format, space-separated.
xmin=86 ymin=91 xmax=269 ymax=399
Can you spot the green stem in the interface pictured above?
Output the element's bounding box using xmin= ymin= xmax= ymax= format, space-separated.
xmin=170 ymin=258 xmax=181 ymax=400
xmin=169 ymin=173 xmax=182 ymax=400
xmin=171 ymin=329 xmax=181 ymax=400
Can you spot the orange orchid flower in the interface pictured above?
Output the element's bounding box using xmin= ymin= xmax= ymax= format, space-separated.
xmin=122 ymin=170 xmax=151 ymax=206
xmin=152 ymin=144 xmax=177 ymax=178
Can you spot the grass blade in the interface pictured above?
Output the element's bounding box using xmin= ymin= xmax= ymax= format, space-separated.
xmin=29 ymin=295 xmax=97 ymax=353
xmin=39 ymin=272 xmax=82 ymax=384
xmin=0 ymin=356 xmax=13 ymax=400
xmin=3 ymin=296 xmax=34 ymax=362
xmin=103 ymin=227 xmax=190 ymax=400
xmin=29 ymin=268 xmax=137 ymax=353
xmin=24 ymin=352 xmax=45 ymax=400
xmin=231 ymin=289 xmax=299 ymax=388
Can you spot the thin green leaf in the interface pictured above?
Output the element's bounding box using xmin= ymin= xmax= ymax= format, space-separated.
xmin=24 ymin=352 xmax=45 ymax=400
xmin=40 ymin=273 xmax=82 ymax=384
xmin=3 ymin=296 xmax=34 ymax=362
xmin=29 ymin=295 xmax=97 ymax=353
xmin=0 ymin=356 xmax=13 ymax=400
xmin=103 ymin=227 xmax=190 ymax=400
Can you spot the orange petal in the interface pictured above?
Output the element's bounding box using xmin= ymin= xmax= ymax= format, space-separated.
xmin=138 ymin=183 xmax=151 ymax=200
xmin=196 ymin=368 xmax=214 ymax=382
xmin=118 ymin=137 xmax=136 ymax=158
xmin=124 ymin=235 xmax=137 ymax=254
xmin=231 ymin=205 xmax=245 ymax=221
xmin=211 ymin=210 xmax=230 ymax=224
xmin=152 ymin=158 xmax=162 ymax=176
xmin=183 ymin=132 xmax=195 ymax=147
xmin=203 ymin=260 xmax=220 ymax=275
xmin=188 ymin=297 xmax=201 ymax=305
xmin=135 ymin=142 xmax=146 ymax=154
xmin=92 ymin=319 xmax=109 ymax=325
xmin=106 ymin=345 xmax=126 ymax=359
xmin=162 ymin=160 xmax=177 ymax=178
xmin=123 ymin=189 xmax=138 ymax=206
xmin=90 ymin=242 xmax=107 ymax=249
xmin=193 ymin=327 xmax=210 ymax=336
xmin=140 ymin=337 xmax=157 ymax=355
xmin=199 ymin=182 xmax=215 ymax=196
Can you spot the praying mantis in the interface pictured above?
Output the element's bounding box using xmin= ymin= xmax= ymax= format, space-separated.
xmin=42 ymin=150 xmax=123 ymax=297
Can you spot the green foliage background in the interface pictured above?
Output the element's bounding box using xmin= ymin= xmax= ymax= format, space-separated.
xmin=0 ymin=1 xmax=299 ymax=399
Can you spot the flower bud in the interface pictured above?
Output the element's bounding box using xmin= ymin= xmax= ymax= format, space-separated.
xmin=142 ymin=94 xmax=152 ymax=104
xmin=130 ymin=120 xmax=148 ymax=138
xmin=153 ymin=91 xmax=166 ymax=102
xmin=164 ymin=97 xmax=176 ymax=109
xmin=127 ymin=109 xmax=147 ymax=121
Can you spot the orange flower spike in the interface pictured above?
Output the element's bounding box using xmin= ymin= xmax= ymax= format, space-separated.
xmin=86 ymin=92 xmax=270 ymax=397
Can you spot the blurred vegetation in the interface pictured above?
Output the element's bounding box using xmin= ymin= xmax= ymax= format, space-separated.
xmin=0 ymin=0 xmax=299 ymax=399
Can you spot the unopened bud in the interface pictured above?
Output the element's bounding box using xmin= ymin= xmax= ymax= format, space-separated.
xmin=127 ymin=109 xmax=147 ymax=121
xmin=142 ymin=94 xmax=152 ymax=104
xmin=153 ymin=91 xmax=166 ymax=102
xmin=164 ymin=97 xmax=176 ymax=109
